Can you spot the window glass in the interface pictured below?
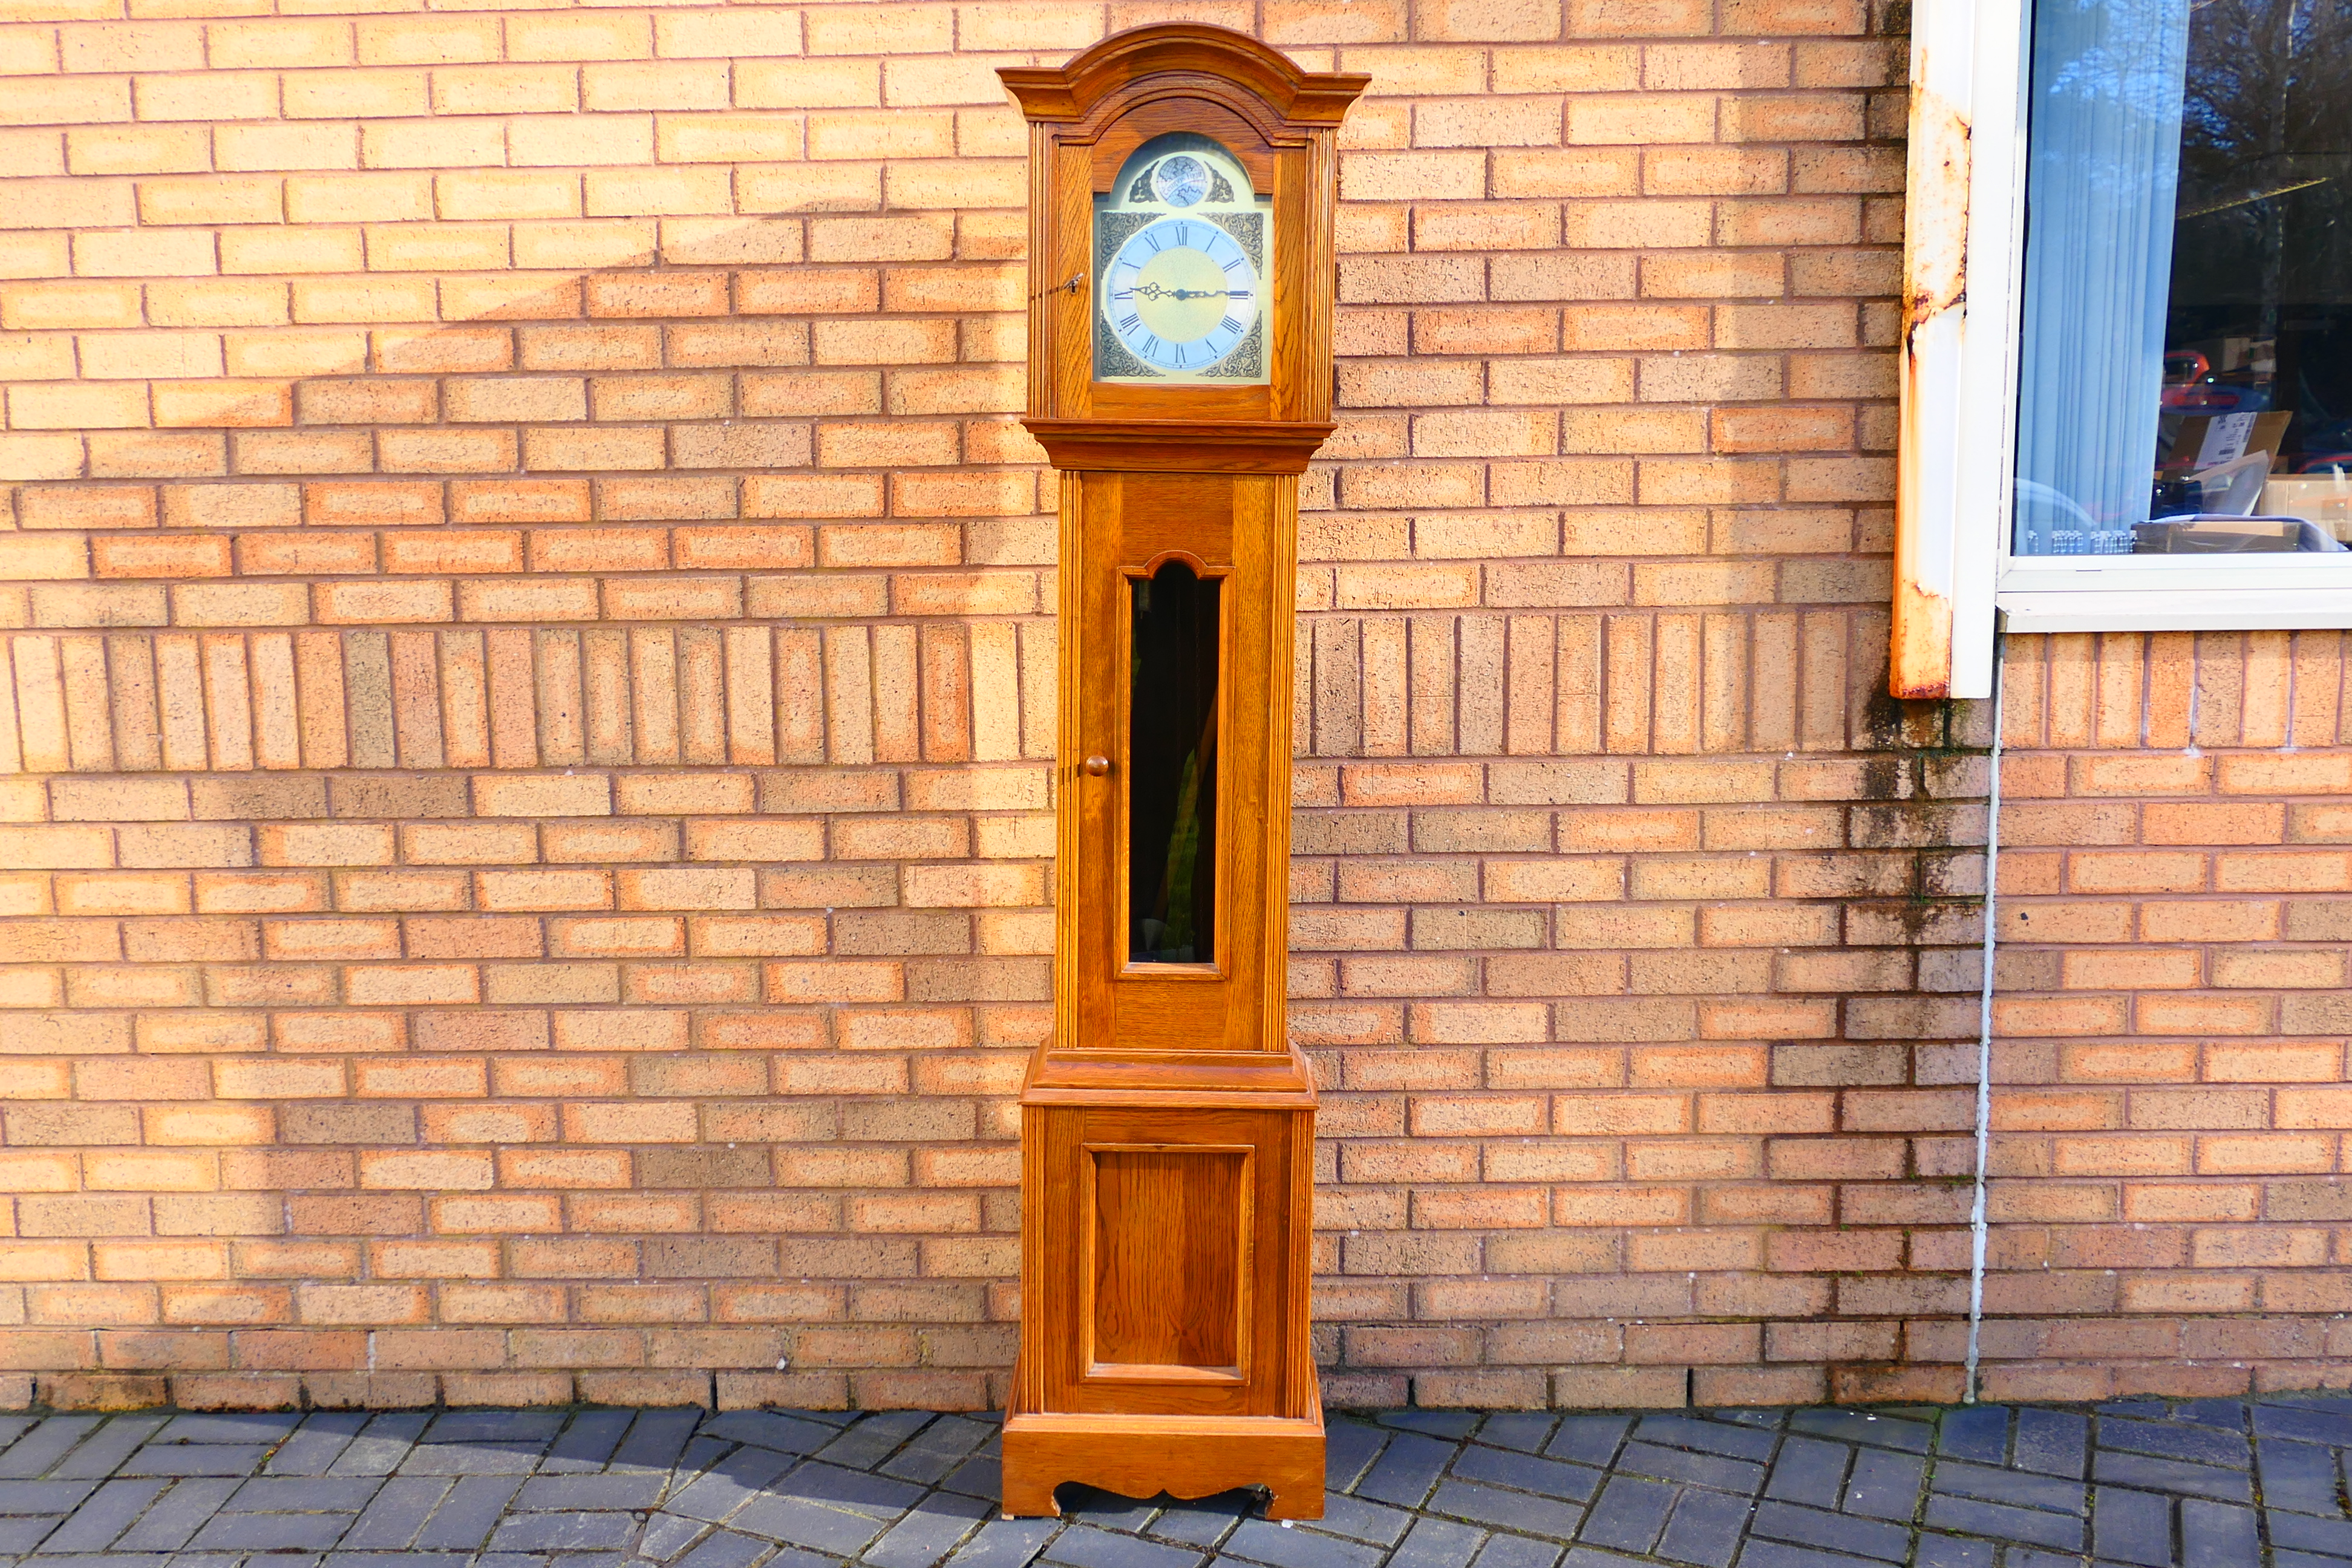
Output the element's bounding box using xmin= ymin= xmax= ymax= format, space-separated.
xmin=2014 ymin=0 xmax=2352 ymax=558
xmin=1127 ymin=562 xmax=1219 ymax=967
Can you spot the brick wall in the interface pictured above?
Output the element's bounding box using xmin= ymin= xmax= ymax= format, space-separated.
xmin=2 ymin=0 xmax=2331 ymax=1417
xmin=1964 ymin=632 xmax=2352 ymax=1401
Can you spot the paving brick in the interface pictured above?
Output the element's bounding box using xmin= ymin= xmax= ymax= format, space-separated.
xmin=1448 ymin=1448 xmax=1604 ymax=1505
xmin=947 ymin=1517 xmax=1060 ymax=1568
xmin=1928 ymin=1462 xmax=2086 ymax=1516
xmin=425 ymin=1413 xmax=564 ymax=1447
xmin=1581 ymin=1478 xmax=1676 ymax=1553
xmin=1042 ymin=1524 xmax=1205 ymax=1568
xmin=540 ymin=1414 xmax=635 ymax=1475
xmin=2011 ymin=1414 xmax=2089 ymax=1481
xmin=938 ymin=1454 xmax=1001 ymax=1502
xmin=1618 ymin=1446 xmax=1765 ymax=1498
xmin=1427 ymin=1481 xmax=1581 ymax=1543
xmin=341 ymin=1478 xmax=451 ymax=1549
xmin=1478 ymin=1420 xmax=1561 ymax=1457
xmin=1472 ymin=1533 xmax=1561 ymax=1568
xmin=117 ymin=1450 xmax=270 ymax=1480
xmin=2178 ymin=1500 xmax=2256 ymax=1568
xmin=0 ymin=1423 xmax=103 ymax=1480
xmin=191 ymin=1510 xmax=358 ymax=1550
xmin=1655 ymin=1488 xmax=1752 ymax=1568
xmin=669 ymin=1449 xmax=797 ymax=1524
xmin=1390 ymin=1517 xmax=1482 ymax=1568
xmin=39 ymin=1477 xmax=168 ymax=1553
xmin=2266 ymin=1510 xmax=2352 ymax=1558
xmin=675 ymin=1527 xmax=768 ymax=1568
xmin=1789 ymin=1416 xmax=1931 ymax=1457
xmin=1749 ymin=1503 xmax=1906 ymax=1564
xmin=1918 ymin=1497 xmax=2083 ymax=1553
xmin=328 ymin=1417 xmax=433 ymax=1480
xmin=1328 ymin=1425 xmax=1390 ymax=1494
xmin=1911 ymin=1534 xmax=1991 ymax=1568
xmin=641 ymin=1511 xmax=714 ymax=1560
xmin=2089 ymin=1486 xmax=2170 ymax=1568
xmin=1224 ymin=1520 xmax=1388 ymax=1568
xmin=0 ymin=1515 xmax=64 ymax=1551
xmin=1361 ymin=1437 xmax=1460 ymax=1511
xmin=1841 ymin=1452 xmax=1926 ymax=1522
xmin=0 ymin=1483 xmax=101 ymax=1517
xmin=225 ymin=1478 xmax=382 ymax=1514
xmin=53 ymin=1421 xmax=171 ymax=1481
xmin=412 ymin=1477 xmax=524 ymax=1550
xmin=2271 ymin=1550 xmax=2349 ymax=1568
xmin=820 ymin=1414 xmax=937 ymax=1473
xmin=1934 ymin=1411 xmax=2007 ymax=1465
xmin=325 ymin=1553 xmax=469 ymax=1568
xmin=613 ymin=1409 xmax=704 ymax=1474
xmin=702 ymin=1414 xmax=838 ymax=1460
xmin=880 ymin=1421 xmax=997 ymax=1488
xmin=113 ymin=1480 xmax=242 ymax=1552
xmin=486 ymin=1512 xmax=642 ymax=1552
xmin=1637 ymin=1422 xmax=1780 ymax=1465
xmin=1737 ymin=1543 xmax=1888 ymax=1568
xmin=1547 ymin=1423 xmax=1634 ymax=1471
xmin=2097 ymin=1421 xmax=2247 ymax=1471
xmin=267 ymin=1415 xmax=373 ymax=1478
xmin=1311 ymin=1496 xmax=1413 ymax=1549
xmin=399 ymin=1448 xmax=543 ymax=1477
xmin=156 ymin=1416 xmax=302 ymax=1448
xmin=862 ymin=1491 xmax=991 ymax=1568
xmin=1056 ymin=1494 xmax=1161 ymax=1534
xmin=516 ymin=1475 xmax=665 ymax=1512
xmin=2256 ymin=1411 xmax=2352 ymax=1449
xmin=729 ymin=1492 xmax=889 ymax=1556
xmin=2088 ymin=1454 xmax=2249 ymax=1504
xmin=1763 ymin=1442 xmax=1847 ymax=1509
xmin=2255 ymin=1443 xmax=2343 ymax=1518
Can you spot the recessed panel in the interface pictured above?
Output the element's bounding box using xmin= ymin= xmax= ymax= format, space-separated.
xmin=1089 ymin=1148 xmax=1247 ymax=1373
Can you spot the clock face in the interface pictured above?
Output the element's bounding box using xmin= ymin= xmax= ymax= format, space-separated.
xmin=1093 ymin=136 xmax=1269 ymax=385
xmin=1103 ymin=218 xmax=1259 ymax=376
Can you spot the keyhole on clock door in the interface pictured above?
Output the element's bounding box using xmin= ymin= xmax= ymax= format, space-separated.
xmin=1128 ymin=561 xmax=1220 ymax=967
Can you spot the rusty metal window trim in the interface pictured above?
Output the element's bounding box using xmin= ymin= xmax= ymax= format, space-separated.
xmin=1893 ymin=0 xmax=2352 ymax=691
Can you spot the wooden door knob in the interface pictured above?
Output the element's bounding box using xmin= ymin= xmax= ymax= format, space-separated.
xmin=1081 ymin=755 xmax=1111 ymax=777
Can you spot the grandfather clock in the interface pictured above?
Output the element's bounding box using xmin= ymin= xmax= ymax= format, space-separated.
xmin=996 ymin=27 xmax=1365 ymax=1520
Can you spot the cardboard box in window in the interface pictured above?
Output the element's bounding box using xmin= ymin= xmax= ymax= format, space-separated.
xmin=2132 ymin=516 xmax=2343 ymax=554
xmin=2262 ymin=475 xmax=2352 ymax=543
xmin=2157 ymin=410 xmax=2292 ymax=472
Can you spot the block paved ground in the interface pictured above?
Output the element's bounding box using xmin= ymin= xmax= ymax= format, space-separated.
xmin=0 ymin=1399 xmax=2340 ymax=1568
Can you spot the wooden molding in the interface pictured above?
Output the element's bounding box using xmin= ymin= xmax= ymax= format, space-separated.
xmin=1022 ymin=1042 xmax=1319 ymax=1106
xmin=1025 ymin=419 xmax=1336 ymax=474
xmin=999 ymin=25 xmax=1368 ymax=129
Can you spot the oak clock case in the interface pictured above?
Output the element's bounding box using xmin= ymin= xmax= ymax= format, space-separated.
xmin=995 ymin=25 xmax=1366 ymax=1525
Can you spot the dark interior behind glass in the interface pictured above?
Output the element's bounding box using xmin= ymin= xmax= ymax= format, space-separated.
xmin=1127 ymin=563 xmax=1219 ymax=967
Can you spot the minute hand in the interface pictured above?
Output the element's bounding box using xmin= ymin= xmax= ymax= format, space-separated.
xmin=1128 ymin=283 xmax=1247 ymax=301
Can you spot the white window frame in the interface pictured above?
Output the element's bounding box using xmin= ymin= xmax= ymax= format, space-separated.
xmin=1898 ymin=0 xmax=2352 ymax=700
